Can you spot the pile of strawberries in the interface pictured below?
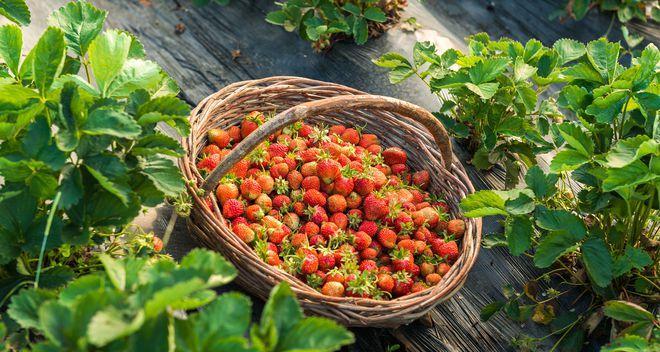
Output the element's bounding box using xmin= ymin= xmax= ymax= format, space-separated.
xmin=197 ymin=111 xmax=466 ymax=299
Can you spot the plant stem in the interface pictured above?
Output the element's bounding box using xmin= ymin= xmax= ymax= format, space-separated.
xmin=34 ymin=191 xmax=62 ymax=289
xmin=162 ymin=209 xmax=178 ymax=248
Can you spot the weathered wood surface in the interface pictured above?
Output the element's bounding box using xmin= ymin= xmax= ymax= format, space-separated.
xmin=23 ymin=1 xmax=659 ymax=351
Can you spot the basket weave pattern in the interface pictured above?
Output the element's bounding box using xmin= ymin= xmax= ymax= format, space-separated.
xmin=180 ymin=76 xmax=482 ymax=327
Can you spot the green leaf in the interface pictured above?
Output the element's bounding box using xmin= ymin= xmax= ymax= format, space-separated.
xmin=265 ymin=10 xmax=286 ymax=25
xmin=465 ymin=82 xmax=499 ymax=99
xmin=613 ymin=246 xmax=652 ymax=278
xmin=603 ymin=300 xmax=654 ymax=323
xmin=553 ymin=38 xmax=586 ymax=65
xmin=179 ymin=248 xmax=237 ymax=287
xmin=515 ymin=84 xmax=537 ymax=111
xmin=0 ymin=24 xmax=22 ymax=76
xmin=278 ymin=317 xmax=354 ymax=352
xmin=581 ymin=238 xmax=613 ymax=287
xmin=196 ymin=292 xmax=252 ymax=339
xmin=82 ymin=108 xmax=141 ymax=138
xmin=83 ymin=153 xmax=131 ymax=204
xmin=459 ymin=190 xmax=506 ymax=217
xmin=524 ymin=165 xmax=558 ymax=199
xmin=33 ymin=27 xmax=66 ymax=95
xmin=132 ymin=134 xmax=184 ymax=157
xmin=480 ymin=301 xmax=505 ymax=321
xmin=89 ymin=29 xmax=132 ymax=95
xmin=468 ymin=57 xmax=510 ymax=84
xmin=533 ymin=231 xmax=582 ymax=268
xmin=601 ymin=335 xmax=653 ymax=352
xmin=557 ymin=122 xmax=594 ymax=156
xmin=7 ymin=289 xmax=57 ymax=329
xmin=38 ymin=301 xmax=74 ymax=348
xmin=99 ymin=254 xmax=126 ymax=290
xmin=0 ymin=0 xmax=30 ymax=26
xmin=342 ymin=3 xmax=360 ymax=15
xmin=621 ymin=26 xmax=644 ymax=49
xmin=27 ymin=172 xmax=58 ymax=198
xmin=505 ymin=216 xmax=533 ymax=255
xmin=144 ymin=278 xmax=206 ymax=318
xmin=352 ymin=17 xmax=368 ymax=45
xmin=260 ymin=282 xmax=303 ymax=347
xmin=602 ymin=160 xmax=657 ymax=192
xmin=138 ymin=155 xmax=185 ymax=198
xmin=363 ymin=7 xmax=386 ymax=22
xmin=606 ymin=135 xmax=659 ymax=168
xmin=48 ymin=0 xmax=107 ymax=56
xmin=504 ymin=193 xmax=535 ymax=215
xmin=563 ymin=62 xmax=604 ymax=83
xmin=513 ymin=57 xmax=537 ymax=81
xmin=585 ymin=90 xmax=628 ymax=123
xmin=571 ymin=0 xmax=589 ymax=19
xmin=586 ymin=38 xmax=621 ymax=81
xmin=59 ymin=165 xmax=83 ymax=209
xmin=523 ymin=39 xmax=543 ymax=62
xmin=388 ymin=65 xmax=415 ymax=84
xmin=87 ymin=308 xmax=145 ymax=347
xmin=633 ymin=44 xmax=659 ymax=89
xmin=105 ymin=59 xmax=163 ymax=97
xmin=534 ymin=207 xmax=587 ymax=238
xmin=549 ymin=150 xmax=590 ymax=172
xmin=373 ymin=52 xmax=412 ymax=69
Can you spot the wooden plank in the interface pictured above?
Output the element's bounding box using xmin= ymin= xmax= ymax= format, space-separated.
xmin=21 ymin=1 xmax=657 ymax=351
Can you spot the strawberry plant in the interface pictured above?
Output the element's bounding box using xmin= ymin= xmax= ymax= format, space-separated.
xmin=374 ymin=35 xmax=573 ymax=188
xmin=3 ymin=248 xmax=354 ymax=351
xmin=460 ymin=39 xmax=660 ymax=349
xmin=0 ymin=0 xmax=190 ymax=306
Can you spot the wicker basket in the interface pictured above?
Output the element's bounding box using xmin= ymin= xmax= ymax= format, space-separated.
xmin=180 ymin=76 xmax=482 ymax=328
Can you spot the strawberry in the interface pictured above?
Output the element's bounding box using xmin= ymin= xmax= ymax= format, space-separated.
xmin=353 ymin=231 xmax=372 ymax=250
xmin=414 ymin=240 xmax=427 ymax=254
xmin=420 ymin=262 xmax=435 ymax=277
xmin=303 ymin=189 xmax=326 ymax=207
xmin=245 ymin=204 xmax=265 ymax=222
xmin=358 ymin=134 xmax=379 ymax=148
xmin=262 ymin=215 xmax=283 ymax=229
xmin=202 ymin=144 xmax=222 ymax=156
xmin=272 ymin=194 xmax=292 ymax=210
xmin=317 ymin=159 xmax=341 ymax=184
xmin=318 ymin=247 xmax=336 ymax=271
xmin=301 ymin=176 xmax=320 ymax=191
xmin=216 ymin=182 xmax=239 ymax=205
xmin=333 ymin=176 xmax=354 ymax=196
xmin=197 ymin=154 xmax=221 ymax=172
xmin=152 ymin=236 xmax=163 ymax=252
xmin=377 ymin=228 xmax=397 ymax=249
xmin=291 ymin=232 xmax=308 ymax=247
xmin=360 ymin=247 xmax=378 ymax=260
xmin=340 ymin=128 xmax=360 ymax=144
xmin=397 ymin=239 xmax=415 ymax=253
xmin=268 ymin=227 xmax=287 ymax=244
xmin=223 ymin=199 xmax=244 ymax=218
xmin=414 ymin=227 xmax=432 ymax=242
xmin=241 ymin=112 xmax=262 ymax=138
xmin=390 ymin=163 xmax=409 ymax=175
xmin=369 ymin=168 xmax=388 ymax=189
xmin=432 ymin=239 xmax=459 ymax=263
xmin=301 ymin=253 xmax=319 ymax=275
xmin=321 ymin=281 xmax=345 ymax=297
xmin=393 ymin=212 xmax=414 ymax=233
xmin=309 ymin=234 xmax=327 ymax=246
xmin=330 ymin=212 xmax=348 ymax=230
xmin=320 ymin=222 xmax=339 ymax=239
xmin=255 ymin=194 xmax=272 ymax=212
xmin=325 ymin=269 xmax=345 ymax=284
xmin=232 ymin=223 xmax=256 ymax=243
xmin=412 ymin=170 xmax=430 ymax=189
xmin=377 ymin=273 xmax=394 ymax=293
xmin=359 ymin=259 xmax=378 ymax=272
xmin=447 ymin=219 xmax=466 ymax=238
xmin=208 ymin=128 xmax=231 ymax=148
xmin=363 ymin=194 xmax=388 ymax=220
xmin=299 ymin=123 xmax=313 ymax=138
xmin=287 ymin=170 xmax=303 ymax=190
xmin=306 ymin=205 xmax=328 ymax=224
xmin=268 ymin=143 xmax=288 ymax=158
xmin=411 ymin=281 xmax=428 ymax=293
xmin=320 ymin=181 xmax=334 ymax=194
xmin=282 ymin=212 xmax=300 ymax=230
xmin=240 ymin=178 xmax=262 ymax=200
xmin=300 ymin=148 xmax=320 ymax=163
xmin=426 ymin=273 xmax=441 ymax=285
xmin=327 ymin=194 xmax=347 ymax=213
xmin=229 ymin=159 xmax=249 ymax=178
xmin=292 ymin=201 xmax=305 ymax=215
xmin=329 ymin=124 xmax=346 ymax=136
xmin=346 ymin=192 xmax=362 ymax=209
xmin=354 ymin=177 xmax=375 ymax=196
xmin=270 ymin=162 xmax=290 ymax=179
xmin=228 ymin=125 xmax=241 ymax=143
xmin=358 ymin=221 xmax=378 ymax=237
xmin=347 ymin=209 xmax=363 ymax=228
xmin=382 ymin=147 xmax=407 ymax=165
xmin=392 ymin=271 xmax=413 ymax=297
xmin=302 ymin=221 xmax=320 ymax=236
xmin=256 ymin=173 xmax=275 ymax=194
xmin=437 ymin=263 xmax=451 ymax=276
xmin=391 ymin=247 xmax=413 ymax=272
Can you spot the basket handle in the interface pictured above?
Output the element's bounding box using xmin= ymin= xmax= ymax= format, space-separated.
xmin=200 ymin=94 xmax=453 ymax=194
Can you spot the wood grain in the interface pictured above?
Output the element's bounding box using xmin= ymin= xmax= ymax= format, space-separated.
xmin=21 ymin=0 xmax=658 ymax=350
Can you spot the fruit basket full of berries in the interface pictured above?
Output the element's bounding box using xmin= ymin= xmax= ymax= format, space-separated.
xmin=180 ymin=76 xmax=482 ymax=328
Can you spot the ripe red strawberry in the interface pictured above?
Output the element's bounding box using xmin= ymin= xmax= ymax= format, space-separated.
xmin=426 ymin=273 xmax=442 ymax=285
xmin=333 ymin=176 xmax=354 ymax=196
xmin=354 ymin=177 xmax=375 ymax=196
xmin=320 ymin=222 xmax=339 ymax=239
xmin=321 ymin=281 xmax=345 ymax=297
xmin=377 ymin=273 xmax=394 ymax=293
xmin=330 ymin=212 xmax=348 ymax=230
xmin=447 ymin=219 xmax=466 ymax=238
xmin=272 ymin=194 xmax=292 ymax=210
xmin=228 ymin=125 xmax=241 ymax=143
xmin=382 ymin=147 xmax=407 ymax=165
xmin=358 ymin=134 xmax=379 ymax=148
xmin=303 ymin=189 xmax=326 ymax=207
xmin=241 ymin=112 xmax=262 ymax=138
xmin=392 ymin=271 xmax=413 ymax=297
xmin=301 ymin=176 xmax=320 ymax=191
xmin=377 ymin=228 xmax=397 ymax=248
xmin=240 ymin=178 xmax=262 ymax=200
xmin=245 ymin=204 xmax=265 ymax=222
xmin=353 ymin=231 xmax=372 ymax=250
xmin=391 ymin=248 xmax=413 ymax=272
xmin=318 ymin=248 xmax=336 ymax=271
xmin=232 ymin=223 xmax=255 ymax=243
xmin=202 ymin=144 xmax=222 ymax=156
xmin=325 ymin=269 xmax=345 ymax=284
xmin=420 ymin=262 xmax=435 ymax=277
xmin=319 ymin=181 xmax=334 ymax=194
xmin=411 ymin=281 xmax=428 ymax=293
xmin=299 ymin=148 xmax=320 ymax=163
xmin=412 ymin=170 xmax=430 ymax=189
xmin=359 ymin=259 xmax=378 ymax=272
xmin=306 ymin=205 xmax=328 ymax=224
xmin=360 ymin=247 xmax=378 ymax=260
xmin=232 ymin=217 xmax=248 ymax=227
xmin=390 ymin=163 xmax=409 ymax=175
xmin=393 ymin=212 xmax=414 ymax=233
xmin=264 ymin=249 xmax=281 ymax=266
xmin=197 ymin=154 xmax=221 ymax=172
xmin=208 ymin=128 xmax=231 ymax=148
xmin=437 ymin=263 xmax=451 ymax=276
xmin=270 ymin=162 xmax=290 ymax=179
xmin=287 ymin=170 xmax=303 ymax=190
xmin=222 ymin=199 xmax=244 ymax=219
xmin=329 ymin=124 xmax=346 ymax=136
xmin=255 ymin=194 xmax=272 ymax=212
xmin=358 ymin=221 xmax=378 ymax=237
xmin=229 ymin=159 xmax=249 ymax=178
xmin=363 ymin=194 xmax=388 ymax=220
xmin=414 ymin=240 xmax=427 ymax=254
xmin=291 ymin=232 xmax=308 ymax=247
xmin=369 ymin=168 xmax=388 ymax=190
xmin=268 ymin=143 xmax=288 ymax=158
xmin=397 ymin=239 xmax=415 ymax=252
xmin=152 ymin=236 xmax=163 ymax=252
xmin=327 ymin=194 xmax=347 ymax=213
xmin=302 ymin=221 xmax=320 ymax=236
xmin=301 ymin=253 xmax=319 ymax=275
xmin=268 ymin=227 xmax=287 ymax=244
xmin=298 ymin=123 xmax=313 ymax=138
xmin=414 ymin=227 xmax=432 ymax=241
xmin=317 ymin=159 xmax=341 ymax=184
xmin=282 ymin=212 xmax=300 ymax=230
xmin=309 ymin=234 xmax=326 ymax=246
xmin=216 ymin=182 xmax=239 ymax=205
xmin=255 ymin=173 xmax=275 ymax=194
xmin=340 ymin=128 xmax=360 ymax=144
xmin=432 ymin=239 xmax=459 ymax=263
